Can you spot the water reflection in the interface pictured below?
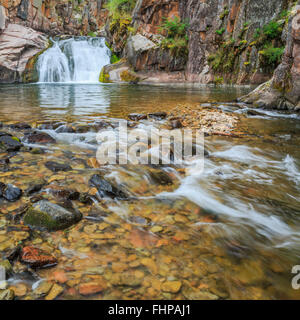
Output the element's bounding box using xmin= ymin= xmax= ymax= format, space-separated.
xmin=37 ymin=84 xmax=110 ymax=117
xmin=0 ymin=83 xmax=252 ymax=123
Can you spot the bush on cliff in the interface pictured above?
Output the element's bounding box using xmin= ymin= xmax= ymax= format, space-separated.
xmin=159 ymin=16 xmax=189 ymax=58
xmin=106 ymin=0 xmax=136 ymax=20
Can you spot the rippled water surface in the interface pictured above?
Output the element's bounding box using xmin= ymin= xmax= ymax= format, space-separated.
xmin=0 ymin=83 xmax=300 ymax=300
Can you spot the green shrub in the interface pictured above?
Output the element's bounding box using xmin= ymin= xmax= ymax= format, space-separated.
xmin=216 ymin=28 xmax=225 ymax=35
xmin=159 ymin=17 xmax=189 ymax=58
xmin=111 ymin=54 xmax=120 ymax=64
xmin=259 ymin=45 xmax=285 ymax=66
xmin=105 ymin=0 xmax=136 ymax=19
xmin=159 ymin=16 xmax=188 ymax=38
xmin=220 ymin=9 xmax=229 ymax=20
xmin=263 ymin=21 xmax=282 ymax=39
xmin=214 ymin=76 xmax=224 ymax=85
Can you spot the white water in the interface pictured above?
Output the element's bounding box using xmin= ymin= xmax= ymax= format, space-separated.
xmin=37 ymin=37 xmax=111 ymax=83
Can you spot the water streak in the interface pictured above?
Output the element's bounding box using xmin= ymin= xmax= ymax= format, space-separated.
xmin=37 ymin=37 xmax=111 ymax=83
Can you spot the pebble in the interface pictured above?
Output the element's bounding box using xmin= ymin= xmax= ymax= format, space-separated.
xmin=45 ymin=284 xmax=64 ymax=300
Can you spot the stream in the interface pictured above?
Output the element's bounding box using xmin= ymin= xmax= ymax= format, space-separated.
xmin=0 ymin=37 xmax=300 ymax=300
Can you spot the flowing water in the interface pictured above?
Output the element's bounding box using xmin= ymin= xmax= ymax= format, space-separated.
xmin=0 ymin=38 xmax=300 ymax=300
xmin=37 ymin=37 xmax=111 ymax=83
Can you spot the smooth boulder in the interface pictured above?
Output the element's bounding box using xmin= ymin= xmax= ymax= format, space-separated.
xmin=23 ymin=200 xmax=82 ymax=231
xmin=23 ymin=131 xmax=56 ymax=144
xmin=0 ymin=133 xmax=22 ymax=152
xmin=45 ymin=161 xmax=72 ymax=172
xmin=0 ymin=183 xmax=22 ymax=201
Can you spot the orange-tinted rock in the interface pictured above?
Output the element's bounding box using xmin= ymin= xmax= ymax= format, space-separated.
xmin=20 ymin=246 xmax=57 ymax=268
xmin=79 ymin=280 xmax=107 ymax=296
xmin=52 ymin=270 xmax=68 ymax=284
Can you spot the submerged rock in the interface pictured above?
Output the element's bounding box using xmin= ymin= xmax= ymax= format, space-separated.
xmin=0 ymin=289 xmax=14 ymax=300
xmin=128 ymin=113 xmax=147 ymax=121
xmin=23 ymin=200 xmax=82 ymax=231
xmin=148 ymin=112 xmax=167 ymax=120
xmin=0 ymin=133 xmax=22 ymax=152
xmin=89 ymin=174 xmax=128 ymax=199
xmin=55 ymin=125 xmax=75 ymax=133
xmin=45 ymin=161 xmax=72 ymax=172
xmin=25 ymin=183 xmax=44 ymax=196
xmin=169 ymin=119 xmax=183 ymax=129
xmin=0 ymin=260 xmax=12 ymax=277
xmin=148 ymin=170 xmax=173 ymax=186
xmin=0 ymin=183 xmax=22 ymax=201
xmin=23 ymin=131 xmax=56 ymax=144
xmin=48 ymin=187 xmax=80 ymax=201
xmin=20 ymin=246 xmax=57 ymax=268
xmin=9 ymin=123 xmax=31 ymax=130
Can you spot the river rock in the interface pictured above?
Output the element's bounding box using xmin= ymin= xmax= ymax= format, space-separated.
xmin=148 ymin=169 xmax=173 ymax=185
xmin=23 ymin=200 xmax=82 ymax=231
xmin=0 ymin=259 xmax=12 ymax=276
xmin=0 ymin=133 xmax=22 ymax=151
xmin=170 ymin=119 xmax=183 ymax=129
xmin=148 ymin=112 xmax=167 ymax=120
xmin=45 ymin=283 xmax=64 ymax=300
xmin=45 ymin=161 xmax=72 ymax=172
xmin=33 ymin=281 xmax=53 ymax=297
xmin=89 ymin=174 xmax=128 ymax=199
xmin=55 ymin=125 xmax=75 ymax=133
xmin=0 ymin=289 xmax=14 ymax=300
xmin=0 ymin=183 xmax=22 ymax=201
xmin=128 ymin=113 xmax=147 ymax=121
xmin=9 ymin=123 xmax=31 ymax=130
xmin=161 ymin=281 xmax=182 ymax=293
xmin=25 ymin=183 xmax=44 ymax=196
xmin=23 ymin=131 xmax=56 ymax=144
xmin=48 ymin=187 xmax=79 ymax=200
xmin=20 ymin=246 xmax=57 ymax=268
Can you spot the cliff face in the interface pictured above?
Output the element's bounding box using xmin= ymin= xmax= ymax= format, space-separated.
xmin=0 ymin=0 xmax=106 ymax=35
xmin=240 ymin=3 xmax=300 ymax=111
xmin=184 ymin=0 xmax=291 ymax=83
xmin=0 ymin=0 xmax=300 ymax=110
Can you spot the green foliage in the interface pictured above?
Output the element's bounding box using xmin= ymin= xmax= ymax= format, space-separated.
xmin=239 ymin=40 xmax=248 ymax=46
xmin=279 ymin=9 xmax=289 ymax=20
xmin=220 ymin=9 xmax=229 ymax=20
xmin=263 ymin=21 xmax=283 ymax=39
xmin=255 ymin=20 xmax=283 ymax=42
xmin=159 ymin=16 xmax=188 ymax=38
xmin=105 ymin=0 xmax=136 ymax=19
xmin=208 ymin=43 xmax=236 ymax=73
xmin=111 ymin=54 xmax=120 ymax=64
xmin=214 ymin=76 xmax=224 ymax=85
xmin=87 ymin=31 xmax=97 ymax=37
xmin=216 ymin=28 xmax=225 ymax=35
xmin=259 ymin=45 xmax=285 ymax=66
xmin=159 ymin=17 xmax=189 ymax=58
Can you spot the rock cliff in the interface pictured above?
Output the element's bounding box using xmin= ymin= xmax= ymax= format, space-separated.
xmin=0 ymin=0 xmax=299 ymax=110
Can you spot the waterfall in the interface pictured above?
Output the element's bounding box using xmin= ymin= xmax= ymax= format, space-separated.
xmin=37 ymin=37 xmax=111 ymax=83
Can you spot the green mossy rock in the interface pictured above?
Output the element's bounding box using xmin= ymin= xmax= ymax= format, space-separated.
xmin=23 ymin=200 xmax=82 ymax=231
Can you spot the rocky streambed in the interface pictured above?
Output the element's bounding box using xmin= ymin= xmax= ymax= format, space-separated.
xmin=0 ymin=84 xmax=300 ymax=300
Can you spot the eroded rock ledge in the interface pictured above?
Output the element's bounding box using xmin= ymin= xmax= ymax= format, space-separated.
xmin=240 ymin=6 xmax=300 ymax=112
xmin=0 ymin=23 xmax=48 ymax=83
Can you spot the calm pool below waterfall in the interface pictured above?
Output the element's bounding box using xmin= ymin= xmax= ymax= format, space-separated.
xmin=0 ymin=82 xmax=300 ymax=300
